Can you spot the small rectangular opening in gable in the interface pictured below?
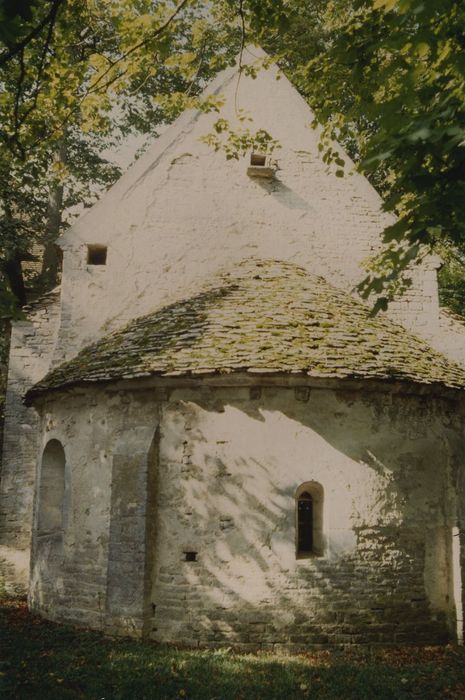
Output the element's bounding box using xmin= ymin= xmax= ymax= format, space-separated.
xmin=250 ymin=153 xmax=267 ymax=167
xmin=87 ymin=245 xmax=107 ymax=266
xmin=184 ymin=551 xmax=197 ymax=562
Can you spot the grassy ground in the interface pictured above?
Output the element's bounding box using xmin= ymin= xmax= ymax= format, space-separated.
xmin=1 ymin=594 xmax=465 ymax=699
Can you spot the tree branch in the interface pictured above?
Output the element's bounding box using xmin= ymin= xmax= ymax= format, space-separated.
xmin=84 ymin=0 xmax=192 ymax=99
xmin=42 ymin=0 xmax=193 ymax=145
xmin=0 ymin=0 xmax=66 ymax=68
xmin=14 ymin=0 xmax=62 ymax=137
xmin=234 ymin=0 xmax=246 ymax=114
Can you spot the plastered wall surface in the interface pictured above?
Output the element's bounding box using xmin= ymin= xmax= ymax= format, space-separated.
xmin=53 ymin=53 xmax=439 ymax=364
xmin=29 ymin=382 xmax=465 ymax=648
xmin=432 ymin=310 xmax=465 ymax=366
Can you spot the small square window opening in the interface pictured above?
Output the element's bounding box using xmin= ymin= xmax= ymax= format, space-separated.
xmin=184 ymin=551 xmax=197 ymax=562
xmin=247 ymin=153 xmax=275 ymax=179
xmin=87 ymin=245 xmax=107 ymax=266
xmin=250 ymin=153 xmax=267 ymax=167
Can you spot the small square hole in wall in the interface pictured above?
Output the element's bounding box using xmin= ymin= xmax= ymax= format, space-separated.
xmin=87 ymin=244 xmax=107 ymax=265
xmin=184 ymin=551 xmax=197 ymax=562
xmin=250 ymin=153 xmax=267 ymax=166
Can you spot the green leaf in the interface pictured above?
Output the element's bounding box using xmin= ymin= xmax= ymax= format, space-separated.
xmin=373 ymin=0 xmax=398 ymax=11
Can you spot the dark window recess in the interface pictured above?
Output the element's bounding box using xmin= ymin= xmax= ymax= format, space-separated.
xmin=297 ymin=492 xmax=313 ymax=554
xmin=250 ymin=153 xmax=266 ymax=166
xmin=87 ymin=245 xmax=107 ymax=265
xmin=184 ymin=551 xmax=197 ymax=562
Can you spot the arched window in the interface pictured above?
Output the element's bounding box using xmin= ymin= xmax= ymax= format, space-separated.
xmin=295 ymin=482 xmax=324 ymax=557
xmin=297 ymin=492 xmax=313 ymax=554
xmin=38 ymin=439 xmax=66 ymax=534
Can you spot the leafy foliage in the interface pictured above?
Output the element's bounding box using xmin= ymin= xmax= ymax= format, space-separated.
xmin=0 ymin=0 xmax=241 ymax=314
xmin=241 ymin=0 xmax=465 ymax=312
xmin=438 ymin=247 xmax=465 ymax=317
xmin=201 ymin=114 xmax=281 ymax=160
xmin=1 ymin=0 xmax=465 ymax=317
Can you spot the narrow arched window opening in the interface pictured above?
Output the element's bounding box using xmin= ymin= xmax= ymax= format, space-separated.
xmin=38 ymin=439 xmax=66 ymax=534
xmin=295 ymin=482 xmax=324 ymax=558
xmin=297 ymin=492 xmax=313 ymax=554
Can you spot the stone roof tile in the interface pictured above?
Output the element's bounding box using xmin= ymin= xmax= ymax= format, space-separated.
xmin=27 ymin=259 xmax=465 ymax=399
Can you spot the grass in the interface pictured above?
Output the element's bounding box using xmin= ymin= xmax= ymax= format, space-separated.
xmin=1 ymin=594 xmax=465 ymax=699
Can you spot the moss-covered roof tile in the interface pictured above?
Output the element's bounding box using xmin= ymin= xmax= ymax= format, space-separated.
xmin=27 ymin=259 xmax=465 ymax=399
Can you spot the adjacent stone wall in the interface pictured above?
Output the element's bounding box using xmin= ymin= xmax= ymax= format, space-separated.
xmin=0 ymin=290 xmax=61 ymax=592
xmin=430 ymin=309 xmax=465 ymax=368
xmin=28 ymin=381 xmax=465 ymax=648
xmin=387 ymin=257 xmax=442 ymax=341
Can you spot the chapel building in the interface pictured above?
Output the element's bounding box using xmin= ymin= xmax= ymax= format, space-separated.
xmin=1 ymin=48 xmax=465 ymax=649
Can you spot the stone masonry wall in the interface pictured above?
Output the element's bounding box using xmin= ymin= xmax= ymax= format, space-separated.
xmin=28 ymin=381 xmax=464 ymax=648
xmin=431 ymin=309 xmax=465 ymax=368
xmin=5 ymin=51 xmax=465 ymax=608
xmin=29 ymin=389 xmax=158 ymax=631
xmin=0 ymin=291 xmax=61 ymax=591
xmin=148 ymin=386 xmax=460 ymax=649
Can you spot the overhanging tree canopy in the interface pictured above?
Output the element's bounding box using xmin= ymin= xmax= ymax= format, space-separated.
xmin=1 ymin=0 xmax=464 ymax=315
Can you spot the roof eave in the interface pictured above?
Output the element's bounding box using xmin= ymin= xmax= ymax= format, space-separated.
xmin=25 ymin=370 xmax=465 ymax=408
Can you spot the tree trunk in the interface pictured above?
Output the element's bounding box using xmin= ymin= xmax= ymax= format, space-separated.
xmin=0 ymin=198 xmax=27 ymax=307
xmin=40 ymin=139 xmax=66 ymax=288
xmin=2 ymin=254 xmax=27 ymax=306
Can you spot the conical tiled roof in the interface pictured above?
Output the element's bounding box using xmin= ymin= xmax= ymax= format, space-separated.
xmin=26 ymin=260 xmax=465 ymax=400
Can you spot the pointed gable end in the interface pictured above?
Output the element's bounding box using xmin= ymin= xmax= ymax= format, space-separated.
xmin=54 ymin=46 xmax=421 ymax=364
